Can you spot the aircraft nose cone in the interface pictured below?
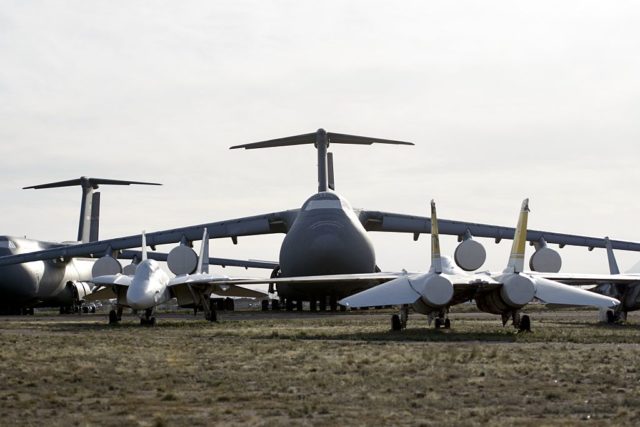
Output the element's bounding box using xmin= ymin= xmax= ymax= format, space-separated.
xmin=126 ymin=283 xmax=156 ymax=310
xmin=0 ymin=265 xmax=39 ymax=303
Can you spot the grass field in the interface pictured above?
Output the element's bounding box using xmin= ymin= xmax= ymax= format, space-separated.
xmin=1 ymin=308 xmax=639 ymax=426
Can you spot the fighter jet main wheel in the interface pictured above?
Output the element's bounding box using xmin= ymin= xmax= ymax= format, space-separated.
xmin=518 ymin=315 xmax=531 ymax=332
xmin=606 ymin=310 xmax=615 ymax=324
xmin=108 ymin=310 xmax=119 ymax=325
xmin=435 ymin=318 xmax=443 ymax=329
xmin=444 ymin=318 xmax=451 ymax=329
xmin=391 ymin=314 xmax=402 ymax=331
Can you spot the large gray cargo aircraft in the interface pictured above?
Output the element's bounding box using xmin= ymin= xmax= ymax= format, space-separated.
xmin=2 ymin=129 xmax=640 ymax=312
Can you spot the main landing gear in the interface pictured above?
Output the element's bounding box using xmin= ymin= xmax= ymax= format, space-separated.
xmin=503 ymin=311 xmax=531 ymax=332
xmin=391 ymin=306 xmax=452 ymax=331
xmin=108 ymin=306 xmax=123 ymax=325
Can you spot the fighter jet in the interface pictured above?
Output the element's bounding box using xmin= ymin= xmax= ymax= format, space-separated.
xmin=87 ymin=230 xmax=267 ymax=325
xmin=339 ymin=199 xmax=621 ymax=331
xmin=2 ymin=130 xmax=640 ymax=312
xmin=533 ymin=238 xmax=640 ymax=323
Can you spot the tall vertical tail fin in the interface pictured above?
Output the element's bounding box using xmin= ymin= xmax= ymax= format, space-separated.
xmin=196 ymin=228 xmax=210 ymax=274
xmin=605 ymin=237 xmax=621 ymax=274
xmin=430 ymin=199 xmax=442 ymax=274
xmin=505 ymin=199 xmax=530 ymax=273
xmin=23 ymin=177 xmax=161 ymax=243
xmin=141 ymin=231 xmax=148 ymax=261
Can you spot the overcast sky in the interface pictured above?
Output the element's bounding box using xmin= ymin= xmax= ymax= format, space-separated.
xmin=1 ymin=1 xmax=639 ymax=275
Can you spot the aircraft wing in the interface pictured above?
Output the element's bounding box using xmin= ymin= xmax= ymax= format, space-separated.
xmin=359 ymin=210 xmax=640 ymax=252
xmin=120 ymin=250 xmax=278 ymax=270
xmin=84 ymin=274 xmax=132 ymax=302
xmin=529 ymin=276 xmax=619 ymax=308
xmin=0 ymin=210 xmax=299 ymax=266
xmin=339 ymin=273 xmax=501 ymax=308
xmin=530 ymin=272 xmax=640 ymax=285
xmin=200 ymin=272 xmax=405 ymax=286
xmin=91 ymin=274 xmax=133 ymax=287
xmin=168 ymin=273 xmax=268 ymax=298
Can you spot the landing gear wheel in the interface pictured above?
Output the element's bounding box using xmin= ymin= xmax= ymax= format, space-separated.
xmin=444 ymin=318 xmax=451 ymax=329
xmin=606 ymin=310 xmax=615 ymax=324
xmin=435 ymin=318 xmax=442 ymax=329
xmin=149 ymin=317 xmax=156 ymax=326
xmin=519 ymin=315 xmax=531 ymax=332
xmin=109 ymin=310 xmax=119 ymax=325
xmin=391 ymin=314 xmax=402 ymax=331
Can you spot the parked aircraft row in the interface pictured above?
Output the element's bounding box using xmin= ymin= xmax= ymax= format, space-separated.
xmin=339 ymin=199 xmax=622 ymax=331
xmin=0 ymin=177 xmax=276 ymax=315
xmin=1 ymin=129 xmax=639 ymax=327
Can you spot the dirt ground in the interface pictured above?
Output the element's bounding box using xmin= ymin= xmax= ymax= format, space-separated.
xmin=1 ymin=308 xmax=639 ymax=426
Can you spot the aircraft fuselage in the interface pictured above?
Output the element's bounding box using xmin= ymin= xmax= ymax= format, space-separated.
xmin=276 ymin=192 xmax=377 ymax=300
xmin=0 ymin=236 xmax=94 ymax=311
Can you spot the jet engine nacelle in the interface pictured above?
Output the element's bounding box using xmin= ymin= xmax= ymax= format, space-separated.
xmin=475 ymin=274 xmax=535 ymax=315
xmin=454 ymin=239 xmax=486 ymax=271
xmin=92 ymin=256 xmax=122 ymax=277
xmin=66 ymin=281 xmax=93 ymax=302
xmin=412 ymin=274 xmax=454 ymax=309
xmin=167 ymin=245 xmax=198 ymax=275
xmin=529 ymin=247 xmax=562 ymax=273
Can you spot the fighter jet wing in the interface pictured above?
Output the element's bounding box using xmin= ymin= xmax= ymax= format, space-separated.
xmin=169 ymin=273 xmax=268 ymax=298
xmin=201 ymin=271 xmax=406 ymax=286
xmin=91 ymin=274 xmax=133 ymax=287
xmin=0 ymin=210 xmax=299 ymax=266
xmin=358 ymin=210 xmax=640 ymax=252
xmin=84 ymin=274 xmax=132 ymax=301
xmin=338 ymin=273 xmax=501 ymax=308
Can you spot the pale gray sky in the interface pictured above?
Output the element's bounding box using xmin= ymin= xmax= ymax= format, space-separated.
xmin=1 ymin=1 xmax=639 ymax=274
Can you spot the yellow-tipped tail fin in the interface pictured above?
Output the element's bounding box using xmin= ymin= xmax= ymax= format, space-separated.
xmin=505 ymin=199 xmax=530 ymax=273
xmin=430 ymin=199 xmax=442 ymax=274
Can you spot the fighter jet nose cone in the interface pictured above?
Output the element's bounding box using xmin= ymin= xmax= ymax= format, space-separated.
xmin=126 ymin=284 xmax=155 ymax=310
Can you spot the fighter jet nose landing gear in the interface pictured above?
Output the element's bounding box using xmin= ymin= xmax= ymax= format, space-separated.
xmin=140 ymin=308 xmax=156 ymax=326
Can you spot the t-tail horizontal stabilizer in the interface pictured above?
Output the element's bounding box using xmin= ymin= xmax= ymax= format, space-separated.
xmin=230 ymin=128 xmax=414 ymax=192
xmin=23 ymin=176 xmax=161 ymax=243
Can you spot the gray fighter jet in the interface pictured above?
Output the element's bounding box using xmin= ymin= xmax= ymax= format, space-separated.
xmin=2 ymin=129 xmax=640 ymax=312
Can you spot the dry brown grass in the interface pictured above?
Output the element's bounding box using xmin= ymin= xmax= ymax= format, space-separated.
xmin=1 ymin=309 xmax=640 ymax=426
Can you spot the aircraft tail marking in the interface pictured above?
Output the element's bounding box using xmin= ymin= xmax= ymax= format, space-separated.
xmin=505 ymin=199 xmax=530 ymax=273
xmin=430 ymin=200 xmax=442 ymax=274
